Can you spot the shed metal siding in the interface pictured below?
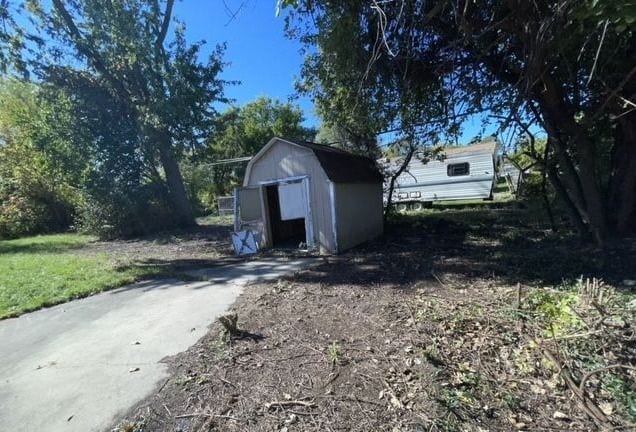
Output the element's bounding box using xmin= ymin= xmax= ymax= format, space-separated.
xmin=334 ymin=182 xmax=384 ymax=251
xmin=393 ymin=151 xmax=496 ymax=201
xmin=244 ymin=139 xmax=336 ymax=254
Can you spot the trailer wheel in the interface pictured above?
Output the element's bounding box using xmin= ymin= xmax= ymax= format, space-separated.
xmin=396 ymin=203 xmax=409 ymax=213
xmin=410 ymin=202 xmax=423 ymax=211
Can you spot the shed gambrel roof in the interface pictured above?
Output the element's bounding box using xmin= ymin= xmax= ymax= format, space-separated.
xmin=246 ymin=138 xmax=383 ymax=184
xmin=293 ymin=140 xmax=383 ymax=183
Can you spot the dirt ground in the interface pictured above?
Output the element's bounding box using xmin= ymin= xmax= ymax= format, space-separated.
xmin=113 ymin=206 xmax=636 ymax=432
xmin=78 ymin=220 xmax=236 ymax=271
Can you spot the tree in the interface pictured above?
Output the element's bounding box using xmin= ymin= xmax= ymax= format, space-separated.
xmin=282 ymin=1 xmax=636 ymax=245
xmin=199 ymin=97 xmax=315 ymax=202
xmin=210 ymin=97 xmax=315 ymax=159
xmin=314 ymin=122 xmax=381 ymax=157
xmin=0 ymin=79 xmax=84 ymax=238
xmin=4 ymin=0 xmax=229 ymax=229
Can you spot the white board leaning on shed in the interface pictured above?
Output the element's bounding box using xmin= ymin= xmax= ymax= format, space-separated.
xmin=231 ymin=230 xmax=259 ymax=255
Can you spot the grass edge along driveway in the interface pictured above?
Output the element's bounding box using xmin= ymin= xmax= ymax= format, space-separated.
xmin=0 ymin=233 xmax=165 ymax=319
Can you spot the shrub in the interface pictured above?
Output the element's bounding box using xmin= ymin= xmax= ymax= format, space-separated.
xmin=0 ymin=195 xmax=47 ymax=239
xmin=0 ymin=148 xmax=81 ymax=239
xmin=76 ymin=184 xmax=179 ymax=239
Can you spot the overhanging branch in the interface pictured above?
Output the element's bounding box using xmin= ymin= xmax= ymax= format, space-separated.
xmin=51 ymin=0 xmax=129 ymax=98
xmin=156 ymin=0 xmax=174 ymax=49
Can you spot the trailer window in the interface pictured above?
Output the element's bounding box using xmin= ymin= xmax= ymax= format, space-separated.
xmin=447 ymin=162 xmax=470 ymax=176
xmin=397 ymin=192 xmax=408 ymax=199
xmin=409 ymin=191 xmax=421 ymax=198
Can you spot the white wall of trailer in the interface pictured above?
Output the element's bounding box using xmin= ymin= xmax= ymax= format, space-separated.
xmin=391 ymin=148 xmax=497 ymax=202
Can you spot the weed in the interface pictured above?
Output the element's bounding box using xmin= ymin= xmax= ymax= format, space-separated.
xmin=502 ymin=393 xmax=521 ymax=410
xmin=456 ymin=370 xmax=481 ymax=387
xmin=211 ymin=335 xmax=229 ymax=360
xmin=527 ymin=289 xmax=584 ymax=337
xmin=604 ymin=374 xmax=636 ymax=422
xmin=328 ymin=340 xmax=342 ymax=365
xmin=442 ymin=388 xmax=476 ymax=409
xmin=429 ymin=414 xmax=461 ymax=432
xmin=175 ymin=374 xmax=194 ymax=386
xmin=512 ymin=347 xmax=536 ymax=375
xmin=113 ymin=417 xmax=145 ymax=432
xmin=422 ymin=343 xmax=444 ymax=367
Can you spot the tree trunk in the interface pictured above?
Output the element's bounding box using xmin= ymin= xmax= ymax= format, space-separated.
xmin=546 ymin=164 xmax=588 ymax=237
xmin=542 ymin=121 xmax=592 ymax=234
xmin=576 ymin=139 xmax=608 ymax=246
xmin=536 ymin=77 xmax=609 ymax=245
xmin=383 ymin=146 xmax=415 ymax=222
xmin=540 ymin=139 xmax=557 ymax=232
xmin=608 ymin=96 xmax=636 ymax=235
xmin=157 ymin=132 xmax=195 ymax=227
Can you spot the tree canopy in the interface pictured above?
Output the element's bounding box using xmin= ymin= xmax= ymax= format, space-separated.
xmin=1 ymin=0 xmax=230 ymax=235
xmin=183 ymin=97 xmax=315 ymax=213
xmin=209 ymin=96 xmax=315 ymax=162
xmin=283 ymin=0 xmax=636 ymax=244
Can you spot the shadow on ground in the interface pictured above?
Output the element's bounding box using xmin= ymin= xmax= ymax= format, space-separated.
xmin=0 ymin=237 xmax=89 ymax=254
xmin=123 ymin=206 xmax=635 ymax=290
xmin=295 ymin=206 xmax=635 ymax=290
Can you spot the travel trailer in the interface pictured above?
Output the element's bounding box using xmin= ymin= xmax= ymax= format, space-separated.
xmin=384 ymin=140 xmax=500 ymax=210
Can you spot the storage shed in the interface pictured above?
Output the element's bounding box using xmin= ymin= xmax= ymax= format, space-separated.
xmin=234 ymin=137 xmax=384 ymax=254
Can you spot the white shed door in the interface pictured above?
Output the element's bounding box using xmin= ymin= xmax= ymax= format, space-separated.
xmin=278 ymin=181 xmax=306 ymax=220
xmin=235 ymin=186 xmax=262 ymax=222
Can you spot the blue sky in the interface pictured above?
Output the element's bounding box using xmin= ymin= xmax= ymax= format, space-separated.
xmin=175 ymin=1 xmax=316 ymax=125
xmin=175 ymin=1 xmax=512 ymax=144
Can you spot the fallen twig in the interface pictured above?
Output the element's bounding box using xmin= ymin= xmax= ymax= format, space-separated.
xmin=431 ymin=271 xmax=446 ymax=287
xmin=157 ymin=378 xmax=170 ymax=394
xmin=539 ymin=346 xmax=609 ymax=426
xmin=539 ymin=330 xmax=603 ymax=342
xmin=174 ymin=412 xmax=240 ymax=421
xmin=579 ymin=364 xmax=636 ymax=395
xmin=217 ymin=375 xmax=239 ymax=389
xmin=321 ymin=370 xmax=340 ymax=389
xmin=322 ymin=394 xmax=384 ymax=407
xmin=265 ymin=400 xmax=317 ymax=410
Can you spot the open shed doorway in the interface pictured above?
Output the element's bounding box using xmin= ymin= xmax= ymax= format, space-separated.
xmin=264 ymin=179 xmax=311 ymax=249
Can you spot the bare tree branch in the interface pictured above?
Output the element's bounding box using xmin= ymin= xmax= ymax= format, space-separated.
xmin=156 ymin=0 xmax=174 ymax=49
xmin=586 ymin=19 xmax=608 ymax=86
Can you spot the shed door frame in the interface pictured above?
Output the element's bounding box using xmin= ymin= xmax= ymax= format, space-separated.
xmin=258 ymin=175 xmax=316 ymax=250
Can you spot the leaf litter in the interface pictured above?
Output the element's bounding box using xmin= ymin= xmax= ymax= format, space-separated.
xmin=113 ymin=208 xmax=636 ymax=432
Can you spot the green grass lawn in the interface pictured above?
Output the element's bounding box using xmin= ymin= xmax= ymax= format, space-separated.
xmin=0 ymin=233 xmax=164 ymax=319
xmin=196 ymin=214 xmax=234 ymax=226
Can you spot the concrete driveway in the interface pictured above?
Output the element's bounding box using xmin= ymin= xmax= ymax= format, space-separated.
xmin=0 ymin=257 xmax=319 ymax=432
